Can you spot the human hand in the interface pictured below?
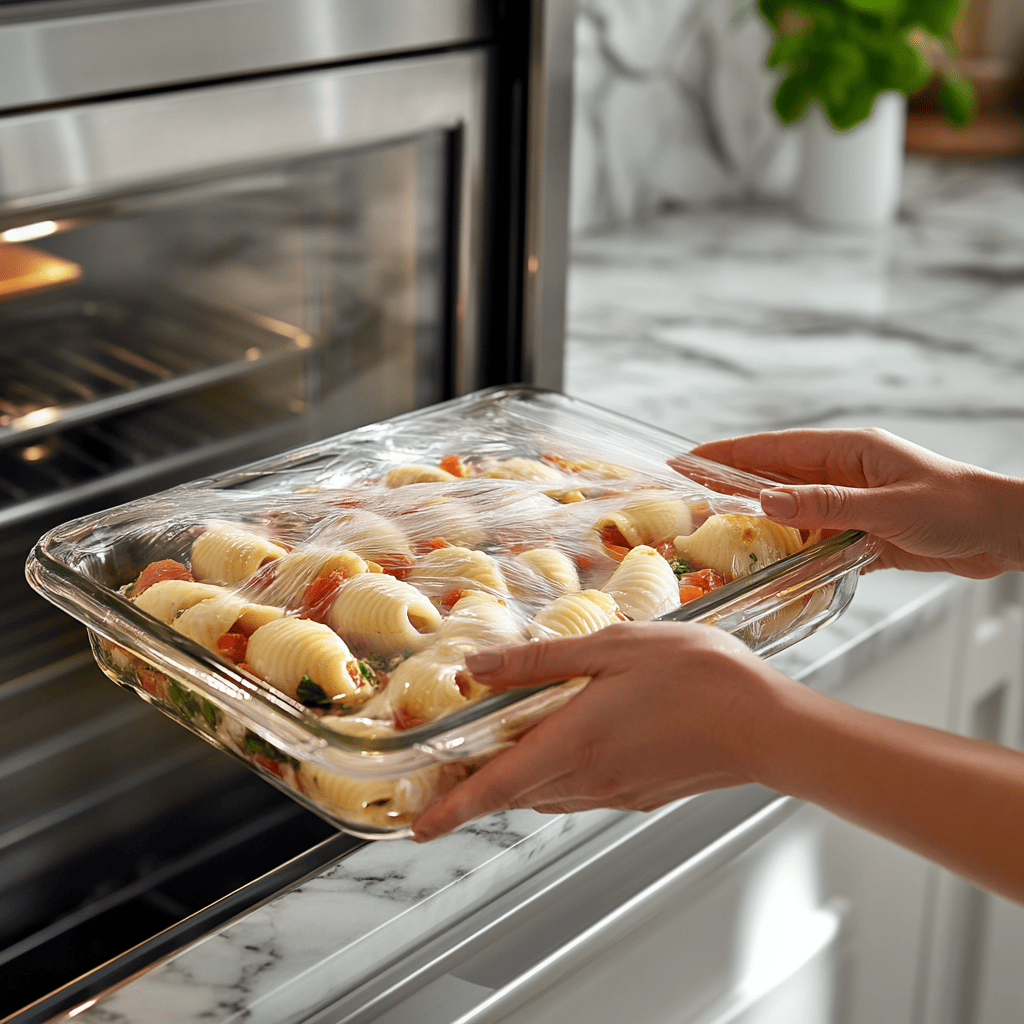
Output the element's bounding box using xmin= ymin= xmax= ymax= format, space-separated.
xmin=412 ymin=621 xmax=785 ymax=841
xmin=677 ymin=428 xmax=1024 ymax=577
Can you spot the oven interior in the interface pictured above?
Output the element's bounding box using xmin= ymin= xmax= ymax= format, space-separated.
xmin=0 ymin=132 xmax=456 ymax=1020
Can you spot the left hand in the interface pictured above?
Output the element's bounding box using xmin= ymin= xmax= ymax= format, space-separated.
xmin=411 ymin=621 xmax=783 ymax=841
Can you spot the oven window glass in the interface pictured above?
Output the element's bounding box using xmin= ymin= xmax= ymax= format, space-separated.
xmin=0 ymin=130 xmax=449 ymax=524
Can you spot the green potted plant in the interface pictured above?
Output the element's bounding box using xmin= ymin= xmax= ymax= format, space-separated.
xmin=756 ymin=0 xmax=976 ymax=227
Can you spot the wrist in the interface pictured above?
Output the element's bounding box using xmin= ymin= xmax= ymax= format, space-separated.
xmin=981 ymin=470 xmax=1024 ymax=573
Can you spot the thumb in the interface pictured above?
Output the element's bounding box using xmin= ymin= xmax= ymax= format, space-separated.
xmin=759 ymin=483 xmax=904 ymax=537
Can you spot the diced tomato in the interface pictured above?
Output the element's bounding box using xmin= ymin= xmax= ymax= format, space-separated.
xmin=603 ymin=542 xmax=631 ymax=563
xmin=424 ymin=536 xmax=451 ymax=552
xmin=576 ymin=553 xmax=594 ymax=571
xmin=375 ymin=553 xmax=416 ymax=580
xmin=654 ymin=540 xmax=676 ymax=559
xmin=252 ymin=753 xmax=287 ymax=778
xmin=677 ymin=568 xmax=726 ymax=603
xmin=393 ymin=705 xmax=426 ymax=731
xmin=134 ymin=559 xmax=193 ymax=596
xmin=541 ymin=453 xmax=573 ymax=471
xmin=440 ymin=588 xmax=470 ymax=612
xmin=454 ymin=670 xmax=474 ymax=698
xmin=598 ymin=524 xmax=630 ymax=549
xmin=300 ymin=571 xmax=346 ymax=623
xmin=217 ymin=632 xmax=248 ymax=663
xmin=137 ymin=667 xmax=170 ymax=701
xmin=439 ymin=454 xmax=471 ymax=477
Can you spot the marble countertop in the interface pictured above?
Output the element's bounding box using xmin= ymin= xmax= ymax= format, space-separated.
xmin=60 ymin=156 xmax=1024 ymax=1024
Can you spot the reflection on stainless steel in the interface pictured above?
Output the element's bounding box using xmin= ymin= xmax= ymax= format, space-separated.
xmin=0 ymin=0 xmax=489 ymax=110
xmin=521 ymin=0 xmax=576 ymax=392
xmin=0 ymin=51 xmax=487 ymax=398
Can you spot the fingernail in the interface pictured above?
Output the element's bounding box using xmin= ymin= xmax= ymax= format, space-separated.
xmin=466 ymin=649 xmax=505 ymax=674
xmin=760 ymin=488 xmax=798 ymax=519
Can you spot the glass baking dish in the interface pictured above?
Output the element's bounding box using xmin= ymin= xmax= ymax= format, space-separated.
xmin=26 ymin=386 xmax=882 ymax=839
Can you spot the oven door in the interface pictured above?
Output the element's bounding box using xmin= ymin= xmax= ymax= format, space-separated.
xmin=0 ymin=42 xmax=490 ymax=1023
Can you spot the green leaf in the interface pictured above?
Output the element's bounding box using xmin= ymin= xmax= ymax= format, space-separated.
xmin=168 ymin=680 xmax=200 ymax=720
xmin=824 ymin=81 xmax=878 ymax=130
xmin=841 ymin=0 xmax=898 ymax=12
xmin=940 ymin=70 xmax=977 ymax=127
xmin=876 ymin=35 xmax=931 ymax=93
xmin=774 ymin=72 xmax=815 ymax=124
xmin=912 ymin=0 xmax=966 ymax=36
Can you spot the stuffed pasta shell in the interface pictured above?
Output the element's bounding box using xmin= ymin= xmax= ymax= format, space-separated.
xmin=134 ymin=579 xmax=227 ymax=624
xmin=529 ymin=589 xmax=622 ymax=639
xmin=506 ymin=548 xmax=580 ymax=601
xmin=594 ymin=492 xmax=693 ymax=549
xmin=408 ymin=545 xmax=507 ymax=596
xmin=318 ymin=510 xmax=413 ymax=561
xmin=328 ymin=572 xmax=442 ymax=658
xmin=384 ymin=464 xmax=457 ymax=487
xmin=483 ymin=457 xmax=563 ymax=483
xmin=383 ymin=642 xmax=490 ymax=727
xmin=174 ymin=594 xmax=284 ymax=651
xmin=673 ymin=514 xmax=804 ymax=581
xmin=299 ymin=720 xmax=467 ymax=831
xmin=435 ymin=592 xmax=527 ymax=648
xmin=246 ymin=616 xmax=372 ymax=706
xmin=190 ymin=521 xmax=288 ymax=586
xmin=255 ymin=548 xmax=368 ymax=607
xmin=601 ymin=545 xmax=679 ymax=621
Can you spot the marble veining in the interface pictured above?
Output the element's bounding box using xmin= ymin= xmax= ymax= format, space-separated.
xmin=60 ymin=157 xmax=1024 ymax=1024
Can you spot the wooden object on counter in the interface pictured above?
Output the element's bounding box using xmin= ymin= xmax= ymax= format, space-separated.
xmin=0 ymin=242 xmax=82 ymax=300
xmin=906 ymin=0 xmax=1024 ymax=157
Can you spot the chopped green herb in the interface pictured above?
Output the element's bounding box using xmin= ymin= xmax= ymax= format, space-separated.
xmin=357 ymin=661 xmax=375 ymax=682
xmin=168 ymin=680 xmax=200 ymax=719
xmin=749 ymin=552 xmax=758 ymax=563
xmin=297 ymin=675 xmax=330 ymax=706
xmin=200 ymin=697 xmax=220 ymax=731
xmin=242 ymin=732 xmax=282 ymax=760
xmin=668 ymin=556 xmax=692 ymax=580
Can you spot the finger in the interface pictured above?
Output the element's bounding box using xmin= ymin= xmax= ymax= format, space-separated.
xmin=412 ymin=721 xmax=583 ymax=840
xmin=689 ymin=430 xmax=887 ymax=486
xmin=465 ymin=629 xmax=631 ymax=691
xmin=759 ymin=481 xmax=914 ymax=538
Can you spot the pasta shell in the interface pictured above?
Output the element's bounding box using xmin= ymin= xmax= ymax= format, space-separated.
xmin=246 ymin=616 xmax=370 ymax=704
xmin=509 ymin=548 xmax=581 ymax=600
xmin=384 ymin=464 xmax=457 ymax=486
xmin=190 ymin=521 xmax=288 ymax=586
xmin=257 ymin=548 xmax=367 ymax=608
xmin=529 ymin=589 xmax=621 ymax=639
xmin=134 ymin=579 xmax=227 ymax=624
xmin=601 ymin=545 xmax=679 ymax=621
xmin=435 ymin=592 xmax=527 ymax=648
xmin=174 ymin=594 xmax=283 ymax=651
xmin=329 ymin=572 xmax=442 ymax=658
xmin=673 ymin=514 xmax=804 ymax=581
xmin=484 ymin=457 xmax=563 ymax=482
xmin=408 ymin=545 xmax=507 ymax=596
xmin=594 ymin=492 xmax=693 ymax=548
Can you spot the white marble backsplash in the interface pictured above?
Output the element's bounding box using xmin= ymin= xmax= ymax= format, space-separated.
xmin=572 ymin=0 xmax=798 ymax=234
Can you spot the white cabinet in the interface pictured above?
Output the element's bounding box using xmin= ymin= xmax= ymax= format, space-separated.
xmin=808 ymin=574 xmax=1024 ymax=1024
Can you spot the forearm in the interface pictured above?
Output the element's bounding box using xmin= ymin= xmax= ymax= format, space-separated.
xmin=754 ymin=676 xmax=1024 ymax=903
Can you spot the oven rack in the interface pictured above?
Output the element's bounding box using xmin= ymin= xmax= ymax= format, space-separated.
xmin=0 ymin=287 xmax=312 ymax=450
xmin=0 ymin=384 xmax=309 ymax=531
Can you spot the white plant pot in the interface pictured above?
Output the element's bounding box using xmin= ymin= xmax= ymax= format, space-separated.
xmin=797 ymin=91 xmax=907 ymax=230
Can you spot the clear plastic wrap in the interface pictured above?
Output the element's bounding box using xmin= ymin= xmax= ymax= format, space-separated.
xmin=26 ymin=386 xmax=882 ymax=838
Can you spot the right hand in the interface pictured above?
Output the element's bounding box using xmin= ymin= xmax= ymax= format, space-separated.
xmin=673 ymin=427 xmax=1024 ymax=578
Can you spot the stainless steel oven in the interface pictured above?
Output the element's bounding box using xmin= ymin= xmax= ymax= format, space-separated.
xmin=0 ymin=2 xmax=574 ymax=1019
